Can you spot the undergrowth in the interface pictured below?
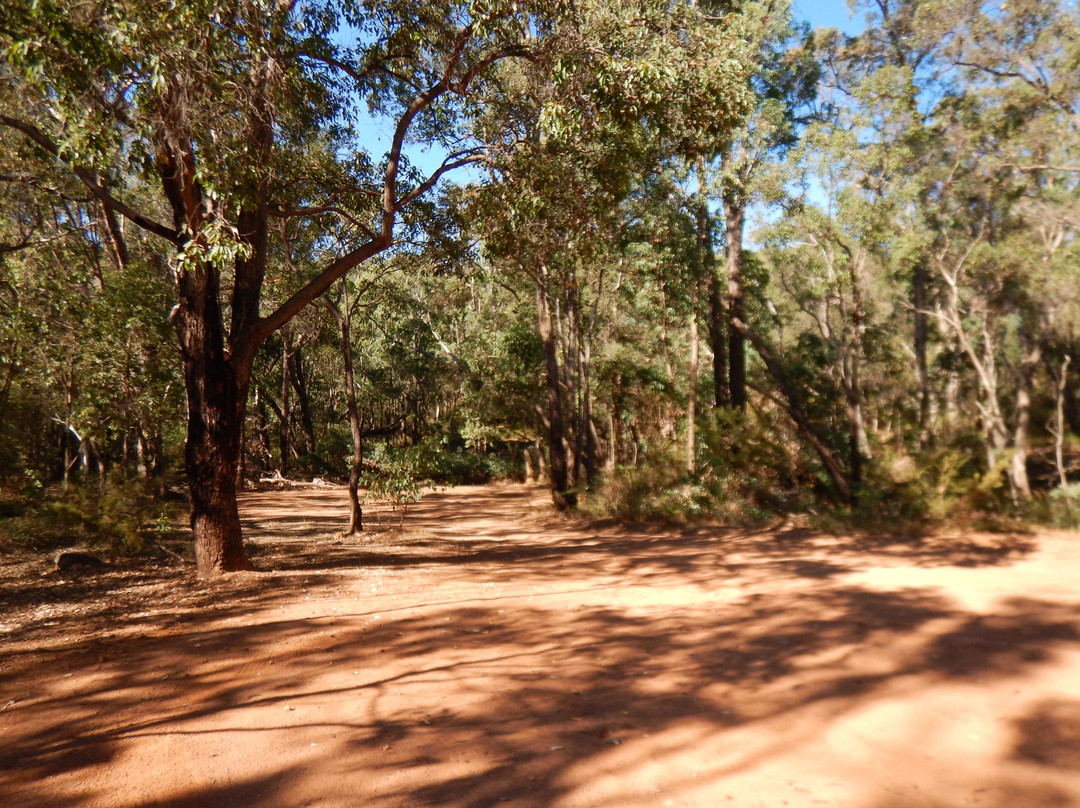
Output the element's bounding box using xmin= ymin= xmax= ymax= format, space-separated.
xmin=0 ymin=477 xmax=182 ymax=556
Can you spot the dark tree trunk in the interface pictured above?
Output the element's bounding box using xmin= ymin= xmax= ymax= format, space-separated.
xmin=724 ymin=197 xmax=747 ymax=410
xmin=175 ymin=260 xmax=253 ymax=577
xmin=321 ymin=287 xmax=364 ymax=535
xmin=696 ymin=161 xmax=728 ymax=409
xmin=289 ymin=347 xmax=316 ymax=457
xmin=580 ymin=341 xmax=597 ymax=485
xmin=708 ymin=273 xmax=728 ymax=408
xmin=343 ymin=341 xmax=364 ymax=535
xmin=0 ymin=342 xmax=18 ymax=433
xmin=278 ymin=334 xmax=291 ymax=474
xmin=537 ymin=278 xmax=575 ymax=510
xmin=913 ymin=261 xmax=931 ymax=446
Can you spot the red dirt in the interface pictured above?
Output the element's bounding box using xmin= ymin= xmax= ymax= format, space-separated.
xmin=2 ymin=483 xmax=1080 ymax=807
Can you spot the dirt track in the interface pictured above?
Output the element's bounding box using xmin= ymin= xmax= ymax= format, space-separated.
xmin=2 ymin=483 xmax=1080 ymax=807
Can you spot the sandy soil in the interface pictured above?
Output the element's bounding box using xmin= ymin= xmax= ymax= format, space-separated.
xmin=2 ymin=483 xmax=1080 ymax=808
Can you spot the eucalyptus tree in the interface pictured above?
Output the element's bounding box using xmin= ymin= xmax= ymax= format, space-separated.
xmin=940 ymin=0 xmax=1080 ymax=481
xmin=821 ymin=0 xmax=952 ymax=444
xmin=692 ymin=0 xmax=818 ymax=410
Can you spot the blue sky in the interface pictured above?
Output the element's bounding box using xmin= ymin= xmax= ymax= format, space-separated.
xmin=791 ymin=0 xmax=865 ymax=35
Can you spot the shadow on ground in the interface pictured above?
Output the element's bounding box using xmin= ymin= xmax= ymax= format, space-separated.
xmin=0 ymin=485 xmax=1075 ymax=807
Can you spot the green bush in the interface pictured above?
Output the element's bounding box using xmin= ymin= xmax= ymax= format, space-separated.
xmin=586 ymin=409 xmax=812 ymax=525
xmin=375 ymin=436 xmax=520 ymax=486
xmin=853 ymin=447 xmax=981 ymax=525
xmin=0 ymin=477 xmax=181 ymax=553
xmin=1022 ymin=482 xmax=1080 ymax=530
xmin=584 ymin=450 xmax=687 ymax=522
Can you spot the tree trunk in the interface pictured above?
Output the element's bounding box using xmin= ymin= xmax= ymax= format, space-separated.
xmin=1054 ymin=355 xmax=1072 ymax=487
xmin=913 ymin=261 xmax=932 ymax=446
xmin=696 ymin=160 xmax=728 ymax=408
xmin=687 ymin=309 xmax=698 ymax=474
xmin=61 ymin=338 xmax=77 ymax=493
xmin=1008 ymin=338 xmax=1040 ymax=500
xmin=322 ymin=286 xmax=365 ymax=535
xmin=724 ymin=197 xmax=747 ymax=409
xmin=579 ymin=325 xmax=600 ymax=485
xmin=536 ymin=276 xmax=575 ymax=509
xmin=175 ymin=260 xmax=253 ymax=577
xmin=841 ymin=249 xmax=871 ymax=489
xmin=343 ymin=340 xmax=364 ymax=535
xmin=0 ymin=341 xmax=18 ymax=433
xmin=278 ymin=333 xmax=291 ymax=474
xmin=523 ymin=446 xmax=535 ymax=483
xmin=289 ymin=347 xmax=317 ymax=457
xmin=708 ymin=273 xmax=728 ymax=408
xmin=535 ymin=435 xmax=546 ymax=481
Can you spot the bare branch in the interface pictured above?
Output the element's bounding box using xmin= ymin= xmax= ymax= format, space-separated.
xmin=395 ymin=151 xmax=486 ymax=210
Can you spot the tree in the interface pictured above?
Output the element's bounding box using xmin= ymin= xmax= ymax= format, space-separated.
xmin=694 ymin=0 xmax=818 ymax=410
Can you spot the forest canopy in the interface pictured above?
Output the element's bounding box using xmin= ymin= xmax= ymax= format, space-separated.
xmin=1 ymin=0 xmax=1078 ymax=576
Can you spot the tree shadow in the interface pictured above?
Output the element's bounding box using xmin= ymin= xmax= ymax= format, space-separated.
xmin=1014 ymin=698 xmax=1080 ymax=770
xmin=4 ymin=582 xmax=1080 ymax=806
xmin=0 ymin=486 xmax=1075 ymax=807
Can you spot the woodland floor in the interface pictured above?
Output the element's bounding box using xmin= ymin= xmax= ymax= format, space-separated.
xmin=2 ymin=483 xmax=1080 ymax=808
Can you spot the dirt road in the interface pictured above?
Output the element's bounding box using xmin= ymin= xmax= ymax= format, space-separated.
xmin=2 ymin=484 xmax=1080 ymax=807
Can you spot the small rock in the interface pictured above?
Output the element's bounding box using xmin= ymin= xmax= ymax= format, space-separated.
xmin=54 ymin=550 xmax=108 ymax=573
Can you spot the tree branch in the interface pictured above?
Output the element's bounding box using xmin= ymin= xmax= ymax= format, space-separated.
xmin=0 ymin=115 xmax=182 ymax=245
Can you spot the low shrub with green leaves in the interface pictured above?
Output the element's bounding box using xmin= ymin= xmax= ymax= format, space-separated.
xmin=0 ymin=478 xmax=181 ymax=554
xmin=1021 ymin=482 xmax=1080 ymax=530
xmin=587 ymin=409 xmax=814 ymax=524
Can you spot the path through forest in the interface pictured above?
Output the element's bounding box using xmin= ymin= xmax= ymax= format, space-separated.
xmin=3 ymin=484 xmax=1080 ymax=807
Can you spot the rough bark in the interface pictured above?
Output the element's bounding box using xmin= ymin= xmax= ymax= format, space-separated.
xmin=536 ymin=277 xmax=575 ymax=510
xmin=175 ymin=260 xmax=253 ymax=576
xmin=724 ymin=198 xmax=747 ymax=410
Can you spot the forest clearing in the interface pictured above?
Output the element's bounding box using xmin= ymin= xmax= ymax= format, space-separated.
xmin=3 ymin=0 xmax=1080 ymax=804
xmin=2 ymin=483 xmax=1080 ymax=808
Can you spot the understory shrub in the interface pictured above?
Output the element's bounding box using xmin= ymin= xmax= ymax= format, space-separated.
xmin=0 ymin=477 xmax=180 ymax=554
xmin=373 ymin=436 xmax=520 ymax=486
xmin=1021 ymin=482 xmax=1080 ymax=530
xmin=587 ymin=408 xmax=813 ymax=524
xmin=853 ymin=447 xmax=981 ymax=525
